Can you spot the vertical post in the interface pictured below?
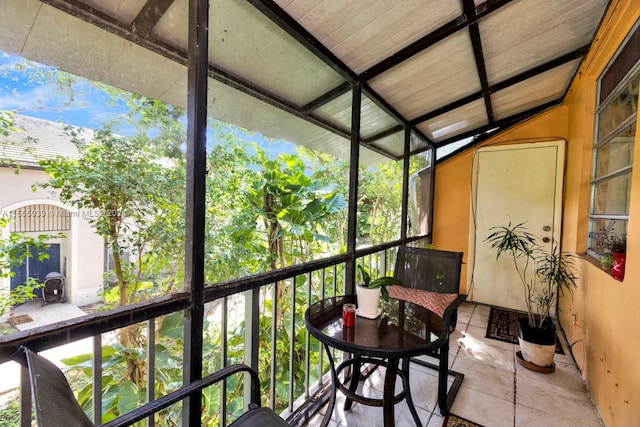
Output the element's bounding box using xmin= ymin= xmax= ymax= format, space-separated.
xmin=243 ymin=287 xmax=260 ymax=408
xmin=147 ymin=319 xmax=156 ymax=427
xmin=400 ymin=127 xmax=410 ymax=242
xmin=346 ymin=82 xmax=362 ymax=295
xmin=183 ymin=0 xmax=208 ymax=425
xmin=427 ymin=141 xmax=436 ymax=241
xmin=92 ymin=335 xmax=102 ymax=425
xmin=19 ymin=365 xmax=31 ymax=427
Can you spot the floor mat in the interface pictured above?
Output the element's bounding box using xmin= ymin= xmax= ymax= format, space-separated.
xmin=485 ymin=306 xmax=564 ymax=354
xmin=442 ymin=413 xmax=484 ymax=427
xmin=9 ymin=314 xmax=33 ymax=326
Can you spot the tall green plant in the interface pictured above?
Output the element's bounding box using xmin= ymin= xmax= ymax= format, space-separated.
xmin=484 ymin=221 xmax=578 ymax=328
xmin=37 ymin=100 xmax=185 ymax=385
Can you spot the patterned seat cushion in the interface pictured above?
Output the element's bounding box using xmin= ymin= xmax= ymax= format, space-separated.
xmin=388 ymin=285 xmax=457 ymax=317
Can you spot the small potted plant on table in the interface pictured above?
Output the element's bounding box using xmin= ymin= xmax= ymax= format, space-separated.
xmin=485 ymin=222 xmax=578 ymax=372
xmin=594 ymin=227 xmax=627 ymax=281
xmin=355 ymin=264 xmax=402 ymax=319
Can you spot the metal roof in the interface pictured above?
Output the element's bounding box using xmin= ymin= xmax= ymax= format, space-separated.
xmin=1 ymin=115 xmax=81 ymax=167
xmin=0 ymin=0 xmax=611 ymax=164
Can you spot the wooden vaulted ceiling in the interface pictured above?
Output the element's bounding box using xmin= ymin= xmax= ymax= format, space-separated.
xmin=0 ymin=0 xmax=611 ymax=164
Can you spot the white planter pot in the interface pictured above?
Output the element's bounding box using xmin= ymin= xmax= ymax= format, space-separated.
xmin=518 ymin=338 xmax=556 ymax=367
xmin=517 ymin=318 xmax=556 ymax=368
xmin=356 ymin=285 xmax=381 ymax=317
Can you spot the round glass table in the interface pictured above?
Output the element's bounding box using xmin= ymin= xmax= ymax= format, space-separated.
xmin=304 ymin=294 xmax=448 ymax=427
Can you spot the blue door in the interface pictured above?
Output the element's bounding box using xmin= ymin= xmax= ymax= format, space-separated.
xmin=10 ymin=244 xmax=60 ymax=291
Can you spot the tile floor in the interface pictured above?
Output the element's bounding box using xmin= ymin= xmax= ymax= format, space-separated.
xmin=307 ymin=302 xmax=604 ymax=427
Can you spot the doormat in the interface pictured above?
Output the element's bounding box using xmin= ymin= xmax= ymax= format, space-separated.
xmin=9 ymin=314 xmax=33 ymax=326
xmin=485 ymin=307 xmax=564 ymax=354
xmin=442 ymin=414 xmax=484 ymax=427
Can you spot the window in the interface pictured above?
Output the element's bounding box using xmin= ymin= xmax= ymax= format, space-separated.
xmin=588 ymin=23 xmax=640 ymax=256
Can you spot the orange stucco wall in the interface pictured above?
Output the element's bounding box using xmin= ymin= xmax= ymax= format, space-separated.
xmin=432 ymin=2 xmax=640 ymax=426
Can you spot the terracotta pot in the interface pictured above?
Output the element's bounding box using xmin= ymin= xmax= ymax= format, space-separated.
xmin=611 ymin=252 xmax=626 ymax=282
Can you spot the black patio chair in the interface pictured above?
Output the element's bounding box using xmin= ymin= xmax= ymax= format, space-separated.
xmin=42 ymin=272 xmax=66 ymax=306
xmin=393 ymin=246 xmax=467 ymax=415
xmin=13 ymin=346 xmax=290 ymax=427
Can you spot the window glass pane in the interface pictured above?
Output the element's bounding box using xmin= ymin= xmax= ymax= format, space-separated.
xmin=357 ymin=156 xmax=403 ymax=248
xmin=597 ymin=72 xmax=639 ymax=140
xmin=408 ymin=149 xmax=432 ymax=238
xmin=204 ymin=124 xmax=350 ymax=283
xmin=1 ymin=51 xmax=187 ymax=322
xmin=595 ymin=123 xmax=635 ymax=177
xmin=592 ymin=173 xmax=632 ymax=215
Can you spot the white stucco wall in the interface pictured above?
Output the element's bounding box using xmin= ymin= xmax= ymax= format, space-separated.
xmin=1 ymin=167 xmax=104 ymax=306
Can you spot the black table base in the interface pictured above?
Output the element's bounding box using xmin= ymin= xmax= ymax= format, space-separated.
xmin=322 ymin=344 xmax=423 ymax=427
xmin=305 ymin=296 xmax=464 ymax=427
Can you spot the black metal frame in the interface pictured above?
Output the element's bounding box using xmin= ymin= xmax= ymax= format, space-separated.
xmin=37 ymin=0 xmax=608 ymax=160
xmin=14 ymin=345 xmax=281 ymax=427
xmin=304 ymin=295 xmax=463 ymax=426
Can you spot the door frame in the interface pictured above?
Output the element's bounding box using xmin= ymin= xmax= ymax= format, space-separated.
xmin=466 ymin=139 xmax=566 ymax=305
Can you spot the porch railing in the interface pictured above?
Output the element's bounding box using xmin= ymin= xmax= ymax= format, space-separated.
xmin=0 ymin=239 xmax=425 ymax=426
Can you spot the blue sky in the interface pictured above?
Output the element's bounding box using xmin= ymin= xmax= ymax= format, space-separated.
xmin=0 ymin=52 xmax=130 ymax=129
xmin=0 ymin=51 xmax=295 ymax=156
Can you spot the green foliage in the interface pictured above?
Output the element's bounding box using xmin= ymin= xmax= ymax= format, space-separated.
xmin=0 ymin=216 xmax=63 ymax=316
xmin=357 ymin=159 xmax=404 ymax=245
xmin=231 ymin=144 xmax=347 ymax=273
xmin=0 ymin=110 xmax=16 ymax=137
xmin=0 ymin=391 xmax=20 ymax=427
xmin=599 ymin=252 xmax=615 ymax=271
xmin=37 ymin=102 xmax=186 ymax=306
xmin=594 ymin=226 xmax=627 ymax=254
xmin=5 ymin=61 xmax=411 ymax=421
xmin=356 ymin=264 xmax=402 ymax=301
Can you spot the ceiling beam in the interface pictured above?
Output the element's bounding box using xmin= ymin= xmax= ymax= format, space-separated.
xmin=432 ymin=98 xmax=562 ymax=152
xmin=359 ymin=0 xmax=514 ymax=82
xmin=464 ymin=0 xmax=494 ymax=123
xmin=247 ymin=0 xmax=434 ymax=147
xmin=301 ymin=82 xmax=351 ymax=114
xmin=210 ymin=67 xmax=351 ymax=141
xmin=40 ymin=0 xmax=397 ymax=155
xmin=362 ymin=125 xmax=404 ymax=145
xmin=408 ymin=45 xmax=590 ymax=126
xmin=491 ymin=45 xmax=590 ymax=92
xmin=429 ymin=99 xmax=563 ymax=164
xmin=246 ymin=0 xmax=357 ymax=83
xmin=132 ymin=0 xmax=176 ymax=38
xmin=40 ymin=0 xmax=187 ymax=64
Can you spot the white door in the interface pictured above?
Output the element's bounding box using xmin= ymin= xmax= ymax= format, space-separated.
xmin=469 ymin=141 xmax=565 ymax=312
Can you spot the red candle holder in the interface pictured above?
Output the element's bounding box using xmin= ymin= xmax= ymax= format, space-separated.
xmin=342 ymin=303 xmax=356 ymax=328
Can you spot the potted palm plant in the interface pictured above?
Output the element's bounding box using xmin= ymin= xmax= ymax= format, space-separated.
xmin=355 ymin=264 xmax=402 ymax=318
xmin=485 ymin=222 xmax=578 ymax=371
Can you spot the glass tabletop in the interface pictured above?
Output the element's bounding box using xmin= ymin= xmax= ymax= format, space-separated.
xmin=304 ymin=295 xmax=447 ymax=359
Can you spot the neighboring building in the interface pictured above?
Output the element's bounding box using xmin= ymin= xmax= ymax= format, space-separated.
xmin=1 ymin=114 xmax=103 ymax=307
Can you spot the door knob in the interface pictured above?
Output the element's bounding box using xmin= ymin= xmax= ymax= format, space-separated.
xmin=542 ymin=237 xmax=550 ymax=243
xmin=543 ymin=225 xmax=551 ymax=232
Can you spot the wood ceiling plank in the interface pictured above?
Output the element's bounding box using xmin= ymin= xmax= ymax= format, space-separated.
xmin=82 ymin=0 xmax=147 ymax=25
xmin=369 ymin=32 xmax=481 ymax=119
xmin=132 ymin=0 xmax=176 ymax=37
xmin=417 ymin=99 xmax=488 ymax=142
xmin=481 ymin=0 xmax=608 ymax=84
xmin=491 ymin=61 xmax=579 ymax=120
xmin=0 ymin=0 xmax=41 ymax=56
